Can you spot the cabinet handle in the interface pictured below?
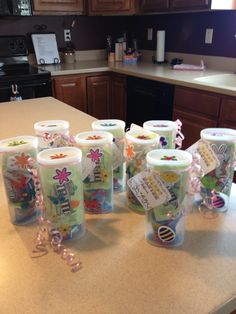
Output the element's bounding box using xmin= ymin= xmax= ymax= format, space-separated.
xmin=62 ymin=83 xmax=76 ymax=87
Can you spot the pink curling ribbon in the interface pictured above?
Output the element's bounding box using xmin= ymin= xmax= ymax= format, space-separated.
xmin=28 ymin=159 xmax=82 ymax=272
xmin=42 ymin=132 xmax=76 ymax=147
xmin=174 ymin=119 xmax=184 ymax=149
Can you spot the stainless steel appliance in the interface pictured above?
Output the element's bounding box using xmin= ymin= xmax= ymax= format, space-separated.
xmin=0 ymin=36 xmax=52 ymax=102
xmin=0 ymin=0 xmax=32 ymax=16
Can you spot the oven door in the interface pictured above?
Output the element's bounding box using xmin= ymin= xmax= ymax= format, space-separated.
xmin=0 ymin=79 xmax=52 ymax=102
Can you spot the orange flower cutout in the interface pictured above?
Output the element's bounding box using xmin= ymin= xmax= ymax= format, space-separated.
xmin=136 ymin=135 xmax=151 ymax=140
xmin=86 ymin=135 xmax=102 ymax=140
xmin=50 ymin=153 xmax=68 ymax=159
xmin=14 ymin=153 xmax=30 ymax=168
xmin=126 ymin=144 xmax=135 ymax=159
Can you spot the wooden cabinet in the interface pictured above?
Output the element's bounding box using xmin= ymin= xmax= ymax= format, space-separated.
xmin=140 ymin=0 xmax=169 ymax=12
xmin=88 ymin=0 xmax=139 ymax=15
xmin=111 ymin=74 xmax=127 ymax=121
xmin=173 ymin=86 xmax=220 ymax=149
xmin=169 ymin=0 xmax=211 ymax=10
xmin=33 ymin=0 xmax=84 ymax=14
xmin=53 ymin=75 xmax=87 ymax=112
xmin=219 ymin=96 xmax=236 ymax=129
xmin=86 ymin=74 xmax=111 ymax=119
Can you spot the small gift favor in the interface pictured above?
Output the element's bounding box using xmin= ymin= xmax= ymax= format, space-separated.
xmin=125 ymin=129 xmax=159 ymax=212
xmin=143 ymin=120 xmax=178 ymax=149
xmin=0 ymin=136 xmax=38 ymax=224
xmin=199 ymin=128 xmax=236 ymax=213
xmin=34 ymin=120 xmax=70 ymax=151
xmin=145 ymin=149 xmax=192 ymax=247
xmin=75 ymin=131 xmax=113 ymax=214
xmin=37 ymin=147 xmax=85 ymax=240
xmin=92 ymin=119 xmax=125 ymax=192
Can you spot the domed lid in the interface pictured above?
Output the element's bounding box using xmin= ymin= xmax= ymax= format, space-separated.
xmin=37 ymin=146 xmax=82 ymax=166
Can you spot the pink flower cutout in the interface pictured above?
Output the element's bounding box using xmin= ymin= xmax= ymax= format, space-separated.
xmin=53 ymin=167 xmax=71 ymax=185
xmin=87 ymin=149 xmax=103 ymax=163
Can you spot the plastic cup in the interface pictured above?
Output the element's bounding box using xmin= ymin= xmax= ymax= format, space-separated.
xmin=92 ymin=119 xmax=125 ymax=192
xmin=37 ymin=147 xmax=85 ymax=240
xmin=0 ymin=136 xmax=38 ymax=224
xmin=75 ymin=131 xmax=113 ymax=214
xmin=34 ymin=120 xmax=69 ymax=151
xmin=145 ymin=149 xmax=192 ymax=247
xmin=143 ymin=120 xmax=178 ymax=149
xmin=125 ymin=129 xmax=159 ymax=213
xmin=200 ymin=128 xmax=236 ymax=213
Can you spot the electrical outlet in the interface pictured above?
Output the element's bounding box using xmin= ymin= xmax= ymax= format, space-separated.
xmin=147 ymin=28 xmax=153 ymax=41
xmin=64 ymin=29 xmax=71 ymax=42
xmin=205 ymin=28 xmax=213 ymax=44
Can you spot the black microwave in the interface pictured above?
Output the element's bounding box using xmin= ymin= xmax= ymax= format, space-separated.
xmin=0 ymin=0 xmax=32 ymax=16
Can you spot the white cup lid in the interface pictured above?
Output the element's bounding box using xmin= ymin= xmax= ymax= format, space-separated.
xmin=126 ymin=129 xmax=159 ymax=145
xmin=146 ymin=149 xmax=192 ymax=168
xmin=143 ymin=120 xmax=177 ymax=132
xmin=75 ymin=131 xmax=113 ymax=145
xmin=37 ymin=146 xmax=82 ymax=166
xmin=34 ymin=120 xmax=69 ymax=133
xmin=200 ymin=128 xmax=236 ymax=142
xmin=0 ymin=136 xmax=37 ymax=153
xmin=92 ymin=119 xmax=125 ymax=131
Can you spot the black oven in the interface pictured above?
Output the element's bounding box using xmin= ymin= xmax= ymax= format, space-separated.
xmin=0 ymin=36 xmax=52 ymax=102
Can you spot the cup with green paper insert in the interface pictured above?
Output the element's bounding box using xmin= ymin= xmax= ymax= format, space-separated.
xmin=145 ymin=149 xmax=192 ymax=247
xmin=199 ymin=128 xmax=236 ymax=213
xmin=37 ymin=146 xmax=85 ymax=240
xmin=0 ymin=136 xmax=38 ymax=225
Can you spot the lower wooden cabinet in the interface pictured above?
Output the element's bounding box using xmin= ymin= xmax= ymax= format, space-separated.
xmin=53 ymin=72 xmax=127 ymax=121
xmin=219 ymin=96 xmax=236 ymax=129
xmin=53 ymin=74 xmax=87 ymax=112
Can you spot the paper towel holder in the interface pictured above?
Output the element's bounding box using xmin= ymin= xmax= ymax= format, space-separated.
xmin=152 ymin=56 xmax=168 ymax=64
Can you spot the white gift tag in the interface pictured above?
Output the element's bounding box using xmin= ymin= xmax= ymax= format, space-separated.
xmin=81 ymin=158 xmax=96 ymax=181
xmin=127 ymin=170 xmax=171 ymax=210
xmin=186 ymin=140 xmax=220 ymax=175
xmin=130 ymin=123 xmax=143 ymax=130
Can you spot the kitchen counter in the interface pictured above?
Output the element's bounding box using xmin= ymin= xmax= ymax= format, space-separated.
xmin=41 ymin=60 xmax=236 ymax=97
xmin=0 ymin=97 xmax=236 ymax=314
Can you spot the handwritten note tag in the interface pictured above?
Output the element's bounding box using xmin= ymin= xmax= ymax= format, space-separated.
xmin=187 ymin=140 xmax=220 ymax=175
xmin=82 ymin=158 xmax=96 ymax=181
xmin=127 ymin=170 xmax=171 ymax=210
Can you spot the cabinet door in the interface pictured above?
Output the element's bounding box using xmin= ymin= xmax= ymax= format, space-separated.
xmin=111 ymin=74 xmax=127 ymax=121
xmin=173 ymin=109 xmax=217 ymax=149
xmin=53 ymin=75 xmax=87 ymax=112
xmin=88 ymin=0 xmax=137 ymax=14
xmin=219 ymin=96 xmax=236 ymax=129
xmin=141 ymin=0 xmax=169 ymax=12
xmin=170 ymin=0 xmax=210 ymax=10
xmin=87 ymin=75 xmax=111 ymax=119
xmin=33 ymin=0 xmax=84 ymax=13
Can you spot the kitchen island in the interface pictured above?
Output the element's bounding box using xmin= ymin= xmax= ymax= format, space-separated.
xmin=0 ymin=97 xmax=236 ymax=314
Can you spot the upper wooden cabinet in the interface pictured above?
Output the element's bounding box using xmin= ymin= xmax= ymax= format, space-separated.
xmin=33 ymin=0 xmax=84 ymax=14
xmin=140 ymin=0 xmax=169 ymax=12
xmin=169 ymin=0 xmax=211 ymax=10
xmin=87 ymin=0 xmax=139 ymax=15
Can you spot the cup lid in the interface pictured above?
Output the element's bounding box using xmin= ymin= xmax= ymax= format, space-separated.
xmin=75 ymin=131 xmax=113 ymax=145
xmin=37 ymin=147 xmax=82 ymax=166
xmin=143 ymin=120 xmax=177 ymax=132
xmin=126 ymin=129 xmax=159 ymax=145
xmin=0 ymin=136 xmax=37 ymax=153
xmin=92 ymin=119 xmax=125 ymax=131
xmin=146 ymin=149 xmax=192 ymax=169
xmin=200 ymin=128 xmax=236 ymax=142
xmin=34 ymin=120 xmax=69 ymax=133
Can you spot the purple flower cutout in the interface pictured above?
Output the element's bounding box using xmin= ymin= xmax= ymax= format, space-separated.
xmin=160 ymin=136 xmax=168 ymax=147
xmin=87 ymin=148 xmax=103 ymax=162
xmin=53 ymin=167 xmax=71 ymax=185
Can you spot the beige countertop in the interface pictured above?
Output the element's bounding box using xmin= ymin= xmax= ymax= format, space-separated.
xmin=41 ymin=60 xmax=236 ymax=97
xmin=0 ymin=97 xmax=236 ymax=314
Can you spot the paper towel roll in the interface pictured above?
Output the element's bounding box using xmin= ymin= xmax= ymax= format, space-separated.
xmin=155 ymin=30 xmax=165 ymax=62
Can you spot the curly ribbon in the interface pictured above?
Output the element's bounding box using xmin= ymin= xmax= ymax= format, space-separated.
xmin=42 ymin=132 xmax=76 ymax=147
xmin=174 ymin=119 xmax=184 ymax=149
xmin=27 ymin=158 xmax=82 ymax=272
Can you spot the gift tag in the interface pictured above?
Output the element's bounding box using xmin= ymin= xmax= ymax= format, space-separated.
xmin=127 ymin=170 xmax=171 ymax=210
xmin=81 ymin=158 xmax=96 ymax=181
xmin=186 ymin=140 xmax=220 ymax=175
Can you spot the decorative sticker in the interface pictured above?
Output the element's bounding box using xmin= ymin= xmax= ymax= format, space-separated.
xmin=14 ymin=153 xmax=30 ymax=168
xmin=50 ymin=153 xmax=68 ymax=159
xmin=100 ymin=123 xmax=116 ymax=127
xmin=160 ymin=136 xmax=168 ymax=148
xmin=86 ymin=135 xmax=103 ymax=140
xmin=87 ymin=148 xmax=103 ymax=162
xmin=160 ymin=155 xmax=177 ymax=161
xmin=8 ymin=140 xmax=28 ymax=147
xmin=53 ymin=167 xmax=72 ymax=185
xmin=126 ymin=144 xmax=135 ymax=160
